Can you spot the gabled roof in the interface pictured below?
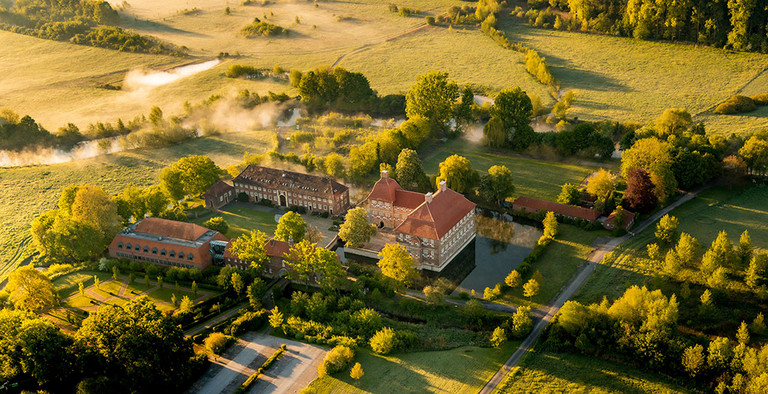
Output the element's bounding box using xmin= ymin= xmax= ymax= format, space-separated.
xmin=512 ymin=197 xmax=600 ymax=221
xmin=264 ymin=238 xmax=292 ymax=258
xmin=234 ymin=165 xmax=348 ymax=197
xmin=395 ymin=187 xmax=476 ymax=240
xmin=134 ymin=217 xmax=210 ymax=242
xmin=204 ymin=180 xmax=234 ymax=198
xmin=393 ymin=189 xmax=426 ymax=210
xmin=606 ymin=209 xmax=636 ymax=230
xmin=367 ymin=177 xmax=402 ymax=202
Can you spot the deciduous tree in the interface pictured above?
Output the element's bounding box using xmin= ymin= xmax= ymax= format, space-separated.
xmin=436 ymin=154 xmax=479 ymax=194
xmin=275 ymin=211 xmax=307 ymax=242
xmin=7 ymin=266 xmax=57 ymax=312
xmin=654 ymin=214 xmax=678 ymax=245
xmin=230 ymin=230 xmax=269 ymax=272
xmin=523 ymin=278 xmax=539 ymax=302
xmin=395 ymin=149 xmax=428 ymax=191
xmin=478 ymin=165 xmax=515 ymax=206
xmin=623 ymin=168 xmax=658 ymax=213
xmin=338 ymin=207 xmax=376 ymax=248
xmin=405 ymin=71 xmax=459 ymax=133
xmin=557 ymin=183 xmax=581 ymax=205
xmin=378 ymin=243 xmax=417 ymax=288
xmin=490 ymin=326 xmax=506 ymax=348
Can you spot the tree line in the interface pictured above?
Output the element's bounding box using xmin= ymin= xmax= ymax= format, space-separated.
xmin=525 ymin=0 xmax=768 ymax=52
xmin=0 ymin=0 xmax=186 ymax=55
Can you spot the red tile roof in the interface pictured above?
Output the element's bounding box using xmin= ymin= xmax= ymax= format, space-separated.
xmin=204 ymin=180 xmax=234 ymax=198
xmin=264 ymin=238 xmax=292 ymax=258
xmin=606 ymin=209 xmax=636 ymax=230
xmin=512 ymin=197 xmax=600 ymax=221
xmin=134 ymin=217 xmax=210 ymax=241
xmin=367 ymin=177 xmax=402 ymax=202
xmin=394 ymin=189 xmax=426 ymax=210
xmin=395 ymin=188 xmax=476 ymax=239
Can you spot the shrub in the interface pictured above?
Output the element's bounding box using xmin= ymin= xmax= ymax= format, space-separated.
xmin=240 ymin=18 xmax=287 ymax=37
xmin=751 ymin=94 xmax=768 ymax=105
xmin=370 ymin=327 xmax=397 ymax=354
xmin=425 ymin=16 xmax=435 ymax=25
xmin=714 ymin=95 xmax=757 ymax=114
xmin=318 ymin=346 xmax=355 ymax=376
xmin=225 ymin=64 xmax=262 ymax=78
xmin=204 ymin=332 xmax=229 ymax=354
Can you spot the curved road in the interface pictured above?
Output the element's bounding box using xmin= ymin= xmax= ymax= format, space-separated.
xmin=479 ymin=189 xmax=703 ymax=393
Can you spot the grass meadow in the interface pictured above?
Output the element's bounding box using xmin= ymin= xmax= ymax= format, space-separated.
xmin=576 ymin=184 xmax=768 ymax=304
xmin=0 ymin=131 xmax=275 ymax=282
xmin=496 ymin=350 xmax=690 ymax=393
xmin=303 ymin=342 xmax=518 ymax=393
xmin=421 ymin=138 xmax=598 ymax=201
xmin=499 ymin=18 xmax=768 ymax=134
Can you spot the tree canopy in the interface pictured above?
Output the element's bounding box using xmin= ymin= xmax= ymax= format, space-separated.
xmin=338 ymin=207 xmax=376 ymax=248
xmin=436 ymin=154 xmax=479 ymax=194
xmin=405 ymin=71 xmax=459 ymax=133
xmin=275 ymin=211 xmax=308 ymax=243
xmin=378 ymin=243 xmax=417 ymax=288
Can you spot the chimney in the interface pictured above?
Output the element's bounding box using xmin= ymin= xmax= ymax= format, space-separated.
xmin=381 ymin=170 xmax=389 ymax=179
xmin=425 ymin=192 xmax=433 ymax=204
xmin=439 ymin=180 xmax=447 ymax=192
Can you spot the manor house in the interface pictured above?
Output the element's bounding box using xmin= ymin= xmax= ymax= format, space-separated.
xmin=232 ymin=165 xmax=350 ymax=215
xmin=366 ymin=171 xmax=476 ymax=272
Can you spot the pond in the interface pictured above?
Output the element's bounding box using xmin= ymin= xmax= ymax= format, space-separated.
xmin=448 ymin=213 xmax=542 ymax=295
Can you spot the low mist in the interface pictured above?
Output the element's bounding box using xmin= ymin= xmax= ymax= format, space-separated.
xmin=123 ymin=60 xmax=221 ymax=91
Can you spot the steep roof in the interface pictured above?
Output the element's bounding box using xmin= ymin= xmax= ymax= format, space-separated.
xmin=264 ymin=238 xmax=292 ymax=258
xmin=204 ymin=180 xmax=234 ymax=198
xmin=512 ymin=197 xmax=600 ymax=221
xmin=235 ymin=165 xmax=348 ymax=197
xmin=606 ymin=209 xmax=636 ymax=230
xmin=367 ymin=177 xmax=402 ymax=202
xmin=134 ymin=217 xmax=210 ymax=242
xmin=393 ymin=189 xmax=426 ymax=210
xmin=395 ymin=187 xmax=476 ymax=239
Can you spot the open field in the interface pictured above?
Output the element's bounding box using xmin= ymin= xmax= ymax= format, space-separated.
xmin=495 ymin=350 xmax=690 ymax=393
xmin=304 ymin=343 xmax=519 ymax=393
xmin=576 ymin=185 xmax=768 ymax=303
xmin=0 ymin=131 xmax=275 ymax=282
xmin=500 ymin=18 xmax=768 ymax=134
xmin=496 ymin=224 xmax=606 ymax=307
xmin=422 ymin=138 xmax=597 ymax=201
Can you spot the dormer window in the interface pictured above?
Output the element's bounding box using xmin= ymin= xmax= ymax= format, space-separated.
xmin=178 ymin=252 xmax=185 ymax=259
xmin=152 ymin=247 xmax=158 ymax=254
xmin=117 ymin=242 xmax=123 ymax=248
xmin=169 ymin=250 xmax=176 ymax=258
xmin=135 ymin=244 xmax=140 ymax=251
xmin=143 ymin=246 xmax=149 ymax=253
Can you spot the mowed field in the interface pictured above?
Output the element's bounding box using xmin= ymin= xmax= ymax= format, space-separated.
xmin=0 ymin=131 xmax=275 ymax=282
xmin=496 ymin=350 xmax=690 ymax=393
xmin=499 ymin=18 xmax=768 ymax=134
xmin=304 ymin=343 xmax=518 ymax=393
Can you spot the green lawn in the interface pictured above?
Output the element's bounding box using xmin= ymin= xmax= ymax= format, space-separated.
xmin=499 ymin=18 xmax=768 ymax=134
xmin=193 ymin=204 xmax=278 ymax=239
xmin=146 ymin=286 xmax=195 ymax=303
xmin=54 ymin=271 xmax=114 ymax=298
xmin=93 ymin=280 xmax=125 ymax=298
xmin=495 ymin=350 xmax=690 ymax=393
xmin=304 ymin=342 xmax=519 ymax=393
xmin=576 ymin=185 xmax=768 ymax=304
xmin=0 ymin=130 xmax=275 ymax=282
xmin=497 ymin=224 xmax=606 ymax=307
xmin=421 ymin=138 xmax=598 ymax=202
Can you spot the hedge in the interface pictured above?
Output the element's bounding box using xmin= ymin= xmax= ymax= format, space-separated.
xmin=235 ymin=344 xmax=287 ymax=393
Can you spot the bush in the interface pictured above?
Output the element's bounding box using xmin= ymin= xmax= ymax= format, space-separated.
xmin=204 ymin=332 xmax=230 ymax=354
xmin=714 ymin=95 xmax=757 ymax=114
xmin=240 ymin=18 xmax=287 ymax=37
xmin=318 ymin=345 xmax=355 ymax=376
xmin=370 ymin=327 xmax=397 ymax=354
xmin=203 ymin=216 xmax=229 ymax=234
xmin=751 ymin=94 xmax=768 ymax=105
xmin=225 ymin=64 xmax=262 ymax=78
xmin=425 ymin=16 xmax=435 ymax=25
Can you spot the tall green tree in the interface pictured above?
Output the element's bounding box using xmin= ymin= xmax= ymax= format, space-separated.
xmin=557 ymin=183 xmax=581 ymax=205
xmin=436 ymin=154 xmax=479 ymax=194
xmin=405 ymin=71 xmax=459 ymax=133
xmin=491 ymin=87 xmax=534 ymax=150
xmin=478 ymin=165 xmax=515 ymax=206
xmin=727 ymin=0 xmax=756 ymax=51
xmin=230 ymin=230 xmax=269 ymax=272
xmin=161 ymin=155 xmax=221 ymax=198
xmin=338 ymin=207 xmax=376 ymax=248
xmin=7 ymin=266 xmax=57 ymax=312
xmin=275 ymin=211 xmax=307 ymax=243
xmin=395 ymin=149 xmax=428 ymax=191
xmin=655 ymin=214 xmax=679 ymax=245
xmin=378 ymin=243 xmax=417 ymax=288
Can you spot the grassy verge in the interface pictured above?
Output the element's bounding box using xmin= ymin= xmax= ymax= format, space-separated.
xmin=421 ymin=138 xmax=598 ymax=201
xmin=495 ymin=350 xmax=690 ymax=393
xmin=304 ymin=342 xmax=519 ymax=394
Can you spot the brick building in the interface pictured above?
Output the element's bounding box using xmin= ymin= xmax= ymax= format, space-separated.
xmin=109 ymin=217 xmax=228 ymax=271
xmin=366 ymin=171 xmax=477 ymax=271
xmin=223 ymin=238 xmax=339 ymax=284
xmin=511 ymin=196 xmax=601 ymax=222
xmin=232 ymin=165 xmax=350 ymax=215
xmin=203 ymin=180 xmax=235 ymax=210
